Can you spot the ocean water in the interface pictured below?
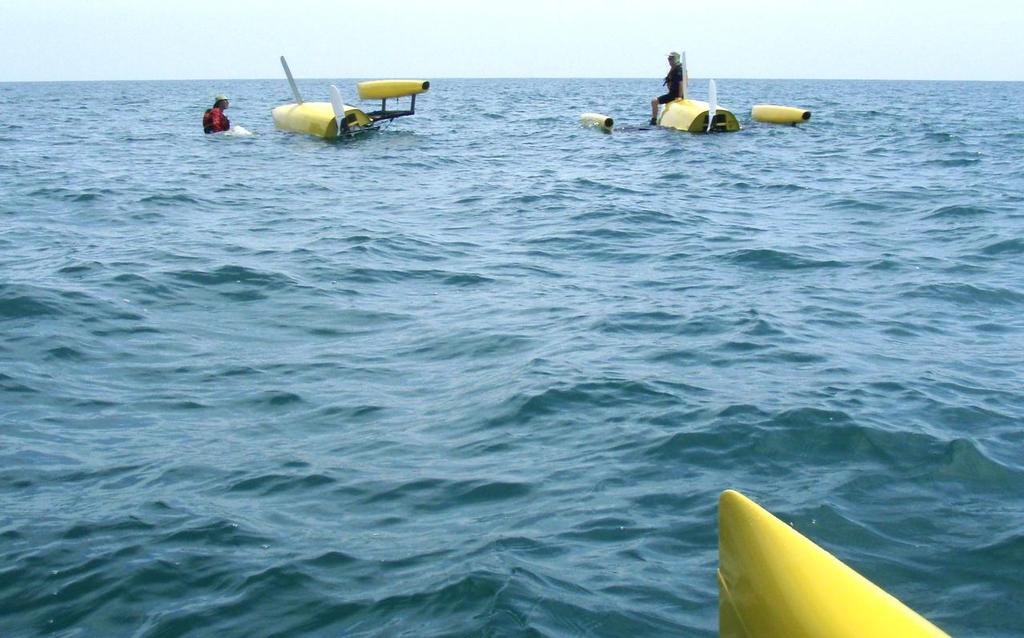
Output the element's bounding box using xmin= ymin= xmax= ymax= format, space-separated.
xmin=1 ymin=77 xmax=1022 ymax=637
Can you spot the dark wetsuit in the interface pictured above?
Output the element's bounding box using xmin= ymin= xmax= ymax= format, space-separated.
xmin=657 ymin=64 xmax=684 ymax=104
xmin=203 ymin=107 xmax=230 ymax=134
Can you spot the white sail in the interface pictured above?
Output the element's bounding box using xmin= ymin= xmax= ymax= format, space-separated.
xmin=280 ymin=56 xmax=303 ymax=104
xmin=329 ymin=84 xmax=349 ymax=133
xmin=707 ymin=79 xmax=718 ymax=133
xmin=680 ymin=51 xmax=688 ymax=100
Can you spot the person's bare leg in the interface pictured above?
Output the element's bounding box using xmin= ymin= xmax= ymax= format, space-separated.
xmin=650 ymin=99 xmax=659 ymax=125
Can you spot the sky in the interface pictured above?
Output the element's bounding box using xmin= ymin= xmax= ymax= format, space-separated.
xmin=1 ymin=0 xmax=1022 ymax=81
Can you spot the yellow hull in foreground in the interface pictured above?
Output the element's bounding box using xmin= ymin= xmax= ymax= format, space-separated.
xmin=659 ymin=99 xmax=740 ymax=133
xmin=271 ymin=102 xmax=373 ymax=139
xmin=719 ymin=490 xmax=950 ymax=638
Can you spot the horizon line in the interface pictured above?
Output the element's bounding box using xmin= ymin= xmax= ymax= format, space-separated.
xmin=2 ymin=76 xmax=1022 ymax=84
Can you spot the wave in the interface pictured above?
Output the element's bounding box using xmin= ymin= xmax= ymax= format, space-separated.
xmin=341 ymin=267 xmax=493 ymax=287
xmin=822 ymin=198 xmax=890 ymax=211
xmin=930 ymin=438 xmax=1024 ymax=487
xmin=138 ymin=193 xmax=205 ymax=206
xmin=0 ymin=293 xmax=57 ymax=319
xmin=724 ymin=248 xmax=847 ymax=270
xmin=641 ymin=407 xmax=902 ymax=470
xmin=571 ymin=176 xmax=642 ymax=194
xmin=163 ymin=265 xmax=297 ymax=302
xmin=228 ymin=472 xmax=336 ymax=496
xmin=484 ymin=379 xmax=685 ymax=429
xmin=924 ymin=204 xmax=996 ymax=220
xmin=249 ymin=391 xmax=304 ymax=407
xmin=362 ymin=477 xmax=533 ymax=511
xmin=0 ymin=371 xmax=38 ymax=394
xmin=902 ymin=283 xmax=1024 ymax=306
xmin=158 ymin=518 xmax=273 ymax=548
xmin=980 ymin=238 xmax=1024 ymax=255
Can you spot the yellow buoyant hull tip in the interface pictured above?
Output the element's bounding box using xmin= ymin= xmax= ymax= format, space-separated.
xmin=751 ymin=104 xmax=811 ymax=125
xmin=356 ymin=80 xmax=430 ymax=100
xmin=718 ymin=490 xmax=950 ymax=638
xmin=580 ymin=112 xmax=614 ymax=132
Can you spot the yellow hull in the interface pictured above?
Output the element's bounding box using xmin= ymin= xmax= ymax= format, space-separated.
xmin=580 ymin=112 xmax=614 ymax=132
xmin=719 ymin=490 xmax=950 ymax=638
xmin=659 ymin=98 xmax=740 ymax=133
xmin=356 ymin=80 xmax=430 ymax=100
xmin=751 ymin=104 xmax=811 ymax=125
xmin=271 ymin=102 xmax=372 ymax=139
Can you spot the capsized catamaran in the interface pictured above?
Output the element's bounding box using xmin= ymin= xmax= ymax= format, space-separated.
xmin=658 ymin=53 xmax=740 ymax=133
xmin=271 ymin=56 xmax=429 ymax=139
xmin=579 ymin=52 xmax=739 ymax=134
xmin=580 ymin=51 xmax=815 ymax=133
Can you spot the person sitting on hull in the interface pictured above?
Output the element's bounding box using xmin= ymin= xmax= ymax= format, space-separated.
xmin=650 ymin=52 xmax=683 ymax=125
xmin=203 ymin=95 xmax=230 ymax=134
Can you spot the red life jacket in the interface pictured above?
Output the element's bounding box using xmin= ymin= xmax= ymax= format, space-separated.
xmin=203 ymin=107 xmax=230 ymax=134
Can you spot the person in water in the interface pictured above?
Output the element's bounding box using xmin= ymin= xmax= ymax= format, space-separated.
xmin=650 ymin=52 xmax=684 ymax=125
xmin=203 ymin=95 xmax=230 ymax=134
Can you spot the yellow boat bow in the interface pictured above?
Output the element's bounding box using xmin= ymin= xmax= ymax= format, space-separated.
xmin=719 ymin=490 xmax=950 ymax=638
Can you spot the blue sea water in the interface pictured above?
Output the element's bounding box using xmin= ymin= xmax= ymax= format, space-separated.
xmin=1 ymin=77 xmax=1022 ymax=637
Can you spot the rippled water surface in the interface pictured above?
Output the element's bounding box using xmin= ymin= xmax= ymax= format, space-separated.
xmin=1 ymin=78 xmax=1023 ymax=637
